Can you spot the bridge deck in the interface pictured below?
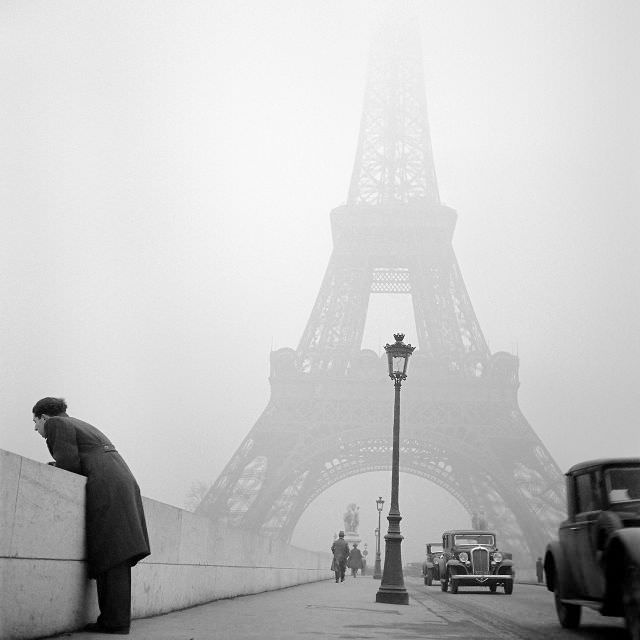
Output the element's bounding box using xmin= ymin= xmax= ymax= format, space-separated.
xmin=34 ymin=578 xmax=583 ymax=640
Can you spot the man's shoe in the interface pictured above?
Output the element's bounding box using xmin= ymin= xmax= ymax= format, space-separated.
xmin=84 ymin=622 xmax=130 ymax=635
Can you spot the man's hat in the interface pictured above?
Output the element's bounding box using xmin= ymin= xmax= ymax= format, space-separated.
xmin=339 ymin=530 xmax=345 ymax=537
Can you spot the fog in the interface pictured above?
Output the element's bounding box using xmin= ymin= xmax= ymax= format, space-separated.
xmin=2 ymin=1 xmax=639 ymax=563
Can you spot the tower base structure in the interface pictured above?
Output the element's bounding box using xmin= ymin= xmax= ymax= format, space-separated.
xmin=197 ymin=10 xmax=566 ymax=572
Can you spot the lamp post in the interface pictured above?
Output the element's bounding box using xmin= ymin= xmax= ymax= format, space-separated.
xmin=376 ymin=333 xmax=415 ymax=605
xmin=373 ymin=497 xmax=384 ymax=579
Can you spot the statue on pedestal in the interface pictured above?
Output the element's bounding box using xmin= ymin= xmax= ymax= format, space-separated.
xmin=343 ymin=503 xmax=361 ymax=545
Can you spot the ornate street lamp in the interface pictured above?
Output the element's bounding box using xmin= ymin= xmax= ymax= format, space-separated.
xmin=373 ymin=497 xmax=384 ymax=579
xmin=376 ymin=333 xmax=415 ymax=605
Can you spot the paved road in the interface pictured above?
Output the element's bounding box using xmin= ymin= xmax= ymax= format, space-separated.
xmin=407 ymin=577 xmax=626 ymax=640
xmin=46 ymin=576 xmax=628 ymax=640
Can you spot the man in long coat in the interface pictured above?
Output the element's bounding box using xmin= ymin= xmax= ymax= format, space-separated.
xmin=331 ymin=531 xmax=349 ymax=583
xmin=348 ymin=543 xmax=363 ymax=577
xmin=33 ymin=397 xmax=150 ymax=635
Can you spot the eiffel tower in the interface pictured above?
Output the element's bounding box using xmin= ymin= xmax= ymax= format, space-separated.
xmin=198 ymin=12 xmax=566 ymax=562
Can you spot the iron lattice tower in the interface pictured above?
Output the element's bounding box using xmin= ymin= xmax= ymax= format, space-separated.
xmin=198 ymin=13 xmax=566 ymax=562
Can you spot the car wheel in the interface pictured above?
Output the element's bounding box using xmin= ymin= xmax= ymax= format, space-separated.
xmin=450 ymin=578 xmax=458 ymax=594
xmin=426 ymin=569 xmax=433 ymax=586
xmin=554 ymin=590 xmax=581 ymax=629
xmin=489 ymin=584 xmax=497 ymax=593
xmin=504 ymin=580 xmax=513 ymax=595
xmin=441 ymin=574 xmax=448 ymax=592
xmin=624 ymin=565 xmax=640 ymax=640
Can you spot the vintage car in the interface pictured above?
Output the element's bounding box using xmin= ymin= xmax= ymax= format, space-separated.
xmin=422 ymin=542 xmax=444 ymax=585
xmin=438 ymin=529 xmax=514 ymax=594
xmin=544 ymin=458 xmax=640 ymax=638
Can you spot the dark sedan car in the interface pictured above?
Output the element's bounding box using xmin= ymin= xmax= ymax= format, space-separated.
xmin=438 ymin=530 xmax=514 ymax=594
xmin=544 ymin=458 xmax=640 ymax=639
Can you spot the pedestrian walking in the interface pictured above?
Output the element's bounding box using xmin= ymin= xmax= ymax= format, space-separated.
xmin=536 ymin=557 xmax=544 ymax=583
xmin=32 ymin=397 xmax=150 ymax=635
xmin=348 ymin=543 xmax=363 ymax=577
xmin=331 ymin=531 xmax=349 ymax=583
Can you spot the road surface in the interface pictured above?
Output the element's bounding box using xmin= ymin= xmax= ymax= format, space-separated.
xmin=42 ymin=576 xmax=628 ymax=639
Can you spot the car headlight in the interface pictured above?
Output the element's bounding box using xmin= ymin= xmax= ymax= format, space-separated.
xmin=459 ymin=551 xmax=468 ymax=562
xmin=493 ymin=552 xmax=503 ymax=563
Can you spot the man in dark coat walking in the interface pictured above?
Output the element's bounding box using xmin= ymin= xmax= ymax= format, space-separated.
xmin=32 ymin=397 xmax=150 ymax=635
xmin=348 ymin=543 xmax=363 ymax=577
xmin=331 ymin=531 xmax=349 ymax=583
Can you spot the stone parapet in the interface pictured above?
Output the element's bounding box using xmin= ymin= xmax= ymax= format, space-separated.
xmin=0 ymin=449 xmax=331 ymax=640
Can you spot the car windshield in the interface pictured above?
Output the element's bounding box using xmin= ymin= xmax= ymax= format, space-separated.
xmin=605 ymin=466 xmax=640 ymax=504
xmin=453 ymin=534 xmax=495 ymax=546
xmin=429 ymin=544 xmax=443 ymax=553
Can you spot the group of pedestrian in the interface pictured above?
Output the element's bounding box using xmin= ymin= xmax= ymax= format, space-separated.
xmin=330 ymin=531 xmax=365 ymax=582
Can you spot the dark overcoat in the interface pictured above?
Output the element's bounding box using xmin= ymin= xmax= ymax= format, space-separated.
xmin=348 ymin=546 xmax=363 ymax=569
xmin=331 ymin=538 xmax=350 ymax=562
xmin=331 ymin=537 xmax=350 ymax=571
xmin=45 ymin=414 xmax=150 ymax=577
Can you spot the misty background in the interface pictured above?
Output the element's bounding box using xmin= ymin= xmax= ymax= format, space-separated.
xmin=2 ymin=0 xmax=639 ymax=562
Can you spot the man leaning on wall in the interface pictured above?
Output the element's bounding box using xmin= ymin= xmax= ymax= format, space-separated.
xmin=32 ymin=397 xmax=150 ymax=635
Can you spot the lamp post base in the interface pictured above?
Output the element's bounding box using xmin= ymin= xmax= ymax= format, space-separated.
xmin=375 ymin=587 xmax=409 ymax=605
xmin=375 ymin=513 xmax=408 ymax=605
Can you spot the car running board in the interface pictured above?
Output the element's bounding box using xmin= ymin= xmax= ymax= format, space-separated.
xmin=560 ymin=598 xmax=603 ymax=611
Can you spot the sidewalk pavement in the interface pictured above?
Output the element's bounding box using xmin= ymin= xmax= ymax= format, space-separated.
xmin=47 ymin=576 xmax=447 ymax=640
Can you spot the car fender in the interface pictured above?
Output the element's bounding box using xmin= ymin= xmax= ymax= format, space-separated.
xmin=601 ymin=529 xmax=640 ymax=613
xmin=608 ymin=528 xmax=640 ymax=566
xmin=446 ymin=559 xmax=466 ymax=575
xmin=544 ymin=540 xmax=576 ymax=596
xmin=604 ymin=528 xmax=640 ymax=581
xmin=496 ymin=559 xmax=513 ymax=574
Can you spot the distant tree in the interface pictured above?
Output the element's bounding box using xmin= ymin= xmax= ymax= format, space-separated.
xmin=183 ymin=480 xmax=211 ymax=512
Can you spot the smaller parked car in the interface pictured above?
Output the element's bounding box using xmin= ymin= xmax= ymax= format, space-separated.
xmin=544 ymin=458 xmax=640 ymax=638
xmin=438 ymin=530 xmax=514 ymax=594
xmin=422 ymin=542 xmax=444 ymax=585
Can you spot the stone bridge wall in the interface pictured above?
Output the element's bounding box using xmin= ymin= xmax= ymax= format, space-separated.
xmin=0 ymin=449 xmax=331 ymax=640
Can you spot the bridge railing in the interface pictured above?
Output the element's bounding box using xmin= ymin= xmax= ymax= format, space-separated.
xmin=0 ymin=449 xmax=331 ymax=640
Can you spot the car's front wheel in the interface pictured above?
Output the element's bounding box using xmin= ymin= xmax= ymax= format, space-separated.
xmin=624 ymin=565 xmax=640 ymax=640
xmin=440 ymin=573 xmax=448 ymax=592
xmin=489 ymin=583 xmax=497 ymax=593
xmin=426 ymin=568 xmax=433 ymax=586
xmin=504 ymin=580 xmax=513 ymax=595
xmin=450 ymin=577 xmax=458 ymax=594
xmin=554 ymin=590 xmax=581 ymax=629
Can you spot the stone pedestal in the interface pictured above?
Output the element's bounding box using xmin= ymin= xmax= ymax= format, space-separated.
xmin=343 ymin=531 xmax=361 ymax=546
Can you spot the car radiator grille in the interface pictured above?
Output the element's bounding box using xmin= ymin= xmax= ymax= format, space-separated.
xmin=471 ymin=548 xmax=489 ymax=574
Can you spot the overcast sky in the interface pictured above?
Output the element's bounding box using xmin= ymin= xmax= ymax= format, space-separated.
xmin=2 ymin=0 xmax=639 ymax=560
